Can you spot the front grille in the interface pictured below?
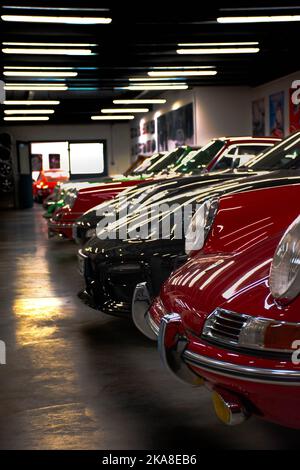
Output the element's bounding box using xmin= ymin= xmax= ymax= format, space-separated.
xmin=202 ymin=308 xmax=249 ymax=347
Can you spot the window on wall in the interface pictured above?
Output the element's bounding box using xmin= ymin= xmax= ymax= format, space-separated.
xmin=69 ymin=142 xmax=105 ymax=175
xmin=30 ymin=140 xmax=107 ymax=180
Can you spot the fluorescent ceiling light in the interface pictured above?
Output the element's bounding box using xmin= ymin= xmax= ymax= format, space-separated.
xmin=148 ymin=70 xmax=217 ymax=77
xmin=4 ymin=71 xmax=77 ymax=77
xmin=101 ymin=108 xmax=149 ymax=113
xmin=113 ymin=99 xmax=166 ymax=104
xmin=3 ymin=66 xmax=75 ymax=71
xmin=177 ymin=47 xmax=259 ymax=54
xmin=129 ymin=77 xmax=186 ymax=81
xmin=178 ymin=41 xmax=259 ymax=46
xmin=4 ymin=84 xmax=68 ymax=91
xmin=91 ymin=115 xmax=134 ymax=120
xmin=2 ymin=42 xmax=97 ymax=47
xmin=119 ymin=84 xmax=188 ymax=91
xmin=2 ymin=48 xmax=94 ymax=55
xmin=2 ymin=6 xmax=109 ymax=11
xmin=4 ymin=109 xmax=55 ymax=115
xmin=217 ymin=15 xmax=300 ymax=23
xmin=1 ymin=15 xmax=112 ymax=24
xmin=151 ymin=66 xmax=215 ymax=70
xmin=4 ymin=116 xmax=50 ymax=121
xmin=4 ymin=100 xmax=60 ymax=105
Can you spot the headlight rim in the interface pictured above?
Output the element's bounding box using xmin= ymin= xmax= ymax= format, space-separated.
xmin=269 ymin=214 xmax=300 ymax=305
xmin=185 ymin=197 xmax=219 ymax=256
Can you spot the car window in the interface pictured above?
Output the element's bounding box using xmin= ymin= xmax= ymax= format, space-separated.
xmin=248 ymin=133 xmax=300 ymax=170
xmin=132 ymin=153 xmax=162 ymax=174
xmin=174 ymin=140 xmax=226 ymax=174
xmin=237 ymin=145 xmax=270 ymax=155
xmin=143 ymin=147 xmax=189 ymax=174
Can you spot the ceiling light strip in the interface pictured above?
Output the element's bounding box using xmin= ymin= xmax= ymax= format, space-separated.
xmin=177 ymin=41 xmax=259 ymax=46
xmin=4 ymin=100 xmax=60 ymax=105
xmin=1 ymin=15 xmax=112 ymax=24
xmin=4 ymin=116 xmax=50 ymax=121
xmin=113 ymin=99 xmax=166 ymax=104
xmin=4 ymin=71 xmax=77 ymax=77
xmin=2 ymin=48 xmax=94 ymax=55
xmin=2 ymin=42 xmax=97 ymax=47
xmin=91 ymin=115 xmax=134 ymax=120
xmin=118 ymin=85 xmax=188 ymax=90
xmin=101 ymin=108 xmax=149 ymax=113
xmin=217 ymin=15 xmax=300 ymax=23
xmin=148 ymin=70 xmax=217 ymax=77
xmin=177 ymin=47 xmax=259 ymax=54
xmin=4 ymin=85 xmax=68 ymax=91
xmin=4 ymin=109 xmax=55 ymax=115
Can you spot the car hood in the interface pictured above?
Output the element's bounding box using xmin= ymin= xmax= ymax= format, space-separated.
xmin=158 ymin=233 xmax=294 ymax=337
xmin=82 ymin=169 xmax=300 ymax=254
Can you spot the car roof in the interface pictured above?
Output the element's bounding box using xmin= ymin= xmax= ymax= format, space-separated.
xmin=221 ymin=136 xmax=281 ymax=144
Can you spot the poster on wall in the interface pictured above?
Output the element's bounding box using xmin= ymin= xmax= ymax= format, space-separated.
xmin=130 ymin=119 xmax=156 ymax=159
xmin=269 ymin=91 xmax=285 ymax=138
xmin=157 ymin=103 xmax=194 ymax=151
xmin=31 ymin=154 xmax=43 ymax=171
xmin=289 ymin=86 xmax=300 ymax=133
xmin=252 ymin=98 xmax=265 ymax=136
xmin=49 ymin=153 xmax=61 ymax=169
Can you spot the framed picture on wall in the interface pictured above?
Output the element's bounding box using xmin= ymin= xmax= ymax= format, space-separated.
xmin=289 ymin=86 xmax=300 ymax=133
xmin=269 ymin=91 xmax=284 ymax=138
xmin=49 ymin=154 xmax=61 ymax=169
xmin=31 ymin=154 xmax=43 ymax=171
xmin=157 ymin=102 xmax=194 ymax=151
xmin=252 ymin=98 xmax=265 ymax=136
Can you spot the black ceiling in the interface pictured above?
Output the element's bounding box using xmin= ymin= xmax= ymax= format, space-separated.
xmin=1 ymin=0 xmax=300 ymax=124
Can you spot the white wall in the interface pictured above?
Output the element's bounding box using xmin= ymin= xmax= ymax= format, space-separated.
xmin=131 ymin=86 xmax=252 ymax=152
xmin=2 ymin=123 xmax=131 ymax=176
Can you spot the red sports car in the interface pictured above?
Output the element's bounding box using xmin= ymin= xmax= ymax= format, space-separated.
xmin=48 ymin=138 xmax=278 ymax=240
xmin=136 ymin=182 xmax=300 ymax=428
xmin=32 ymin=169 xmax=69 ymax=203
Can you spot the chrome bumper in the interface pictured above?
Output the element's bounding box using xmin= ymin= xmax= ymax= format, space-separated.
xmin=158 ymin=313 xmax=300 ymax=387
xmin=158 ymin=314 xmax=204 ymax=386
xmin=132 ymin=282 xmax=158 ymax=341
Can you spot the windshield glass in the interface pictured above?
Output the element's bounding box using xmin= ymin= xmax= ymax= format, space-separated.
xmin=138 ymin=147 xmax=189 ymax=174
xmin=173 ymin=140 xmax=225 ymax=174
xmin=132 ymin=153 xmax=163 ymax=174
xmin=248 ymin=132 xmax=300 ymax=170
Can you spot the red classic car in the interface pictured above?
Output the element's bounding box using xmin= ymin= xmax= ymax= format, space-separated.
xmin=134 ymin=182 xmax=300 ymax=428
xmin=32 ymin=169 xmax=69 ymax=203
xmin=47 ymin=148 xmax=187 ymax=239
xmin=49 ymin=138 xmax=278 ymax=240
xmin=48 ymin=179 xmax=143 ymax=238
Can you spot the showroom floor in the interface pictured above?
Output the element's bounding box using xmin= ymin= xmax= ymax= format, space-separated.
xmin=0 ymin=206 xmax=299 ymax=450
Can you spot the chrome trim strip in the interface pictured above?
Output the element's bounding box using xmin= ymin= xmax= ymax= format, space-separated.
xmin=147 ymin=313 xmax=159 ymax=337
xmin=158 ymin=314 xmax=203 ymax=386
xmin=183 ymin=350 xmax=300 ymax=386
xmin=131 ymin=282 xmax=157 ymax=341
xmin=78 ymin=249 xmax=88 ymax=260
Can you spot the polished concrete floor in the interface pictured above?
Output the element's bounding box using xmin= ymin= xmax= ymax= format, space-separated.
xmin=0 ymin=205 xmax=300 ymax=449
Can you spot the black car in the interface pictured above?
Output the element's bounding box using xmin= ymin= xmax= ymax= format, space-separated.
xmin=78 ymin=132 xmax=300 ymax=317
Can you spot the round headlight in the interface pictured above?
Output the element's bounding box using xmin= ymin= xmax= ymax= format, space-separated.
xmin=270 ymin=214 xmax=300 ymax=304
xmin=185 ymin=198 xmax=219 ymax=255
